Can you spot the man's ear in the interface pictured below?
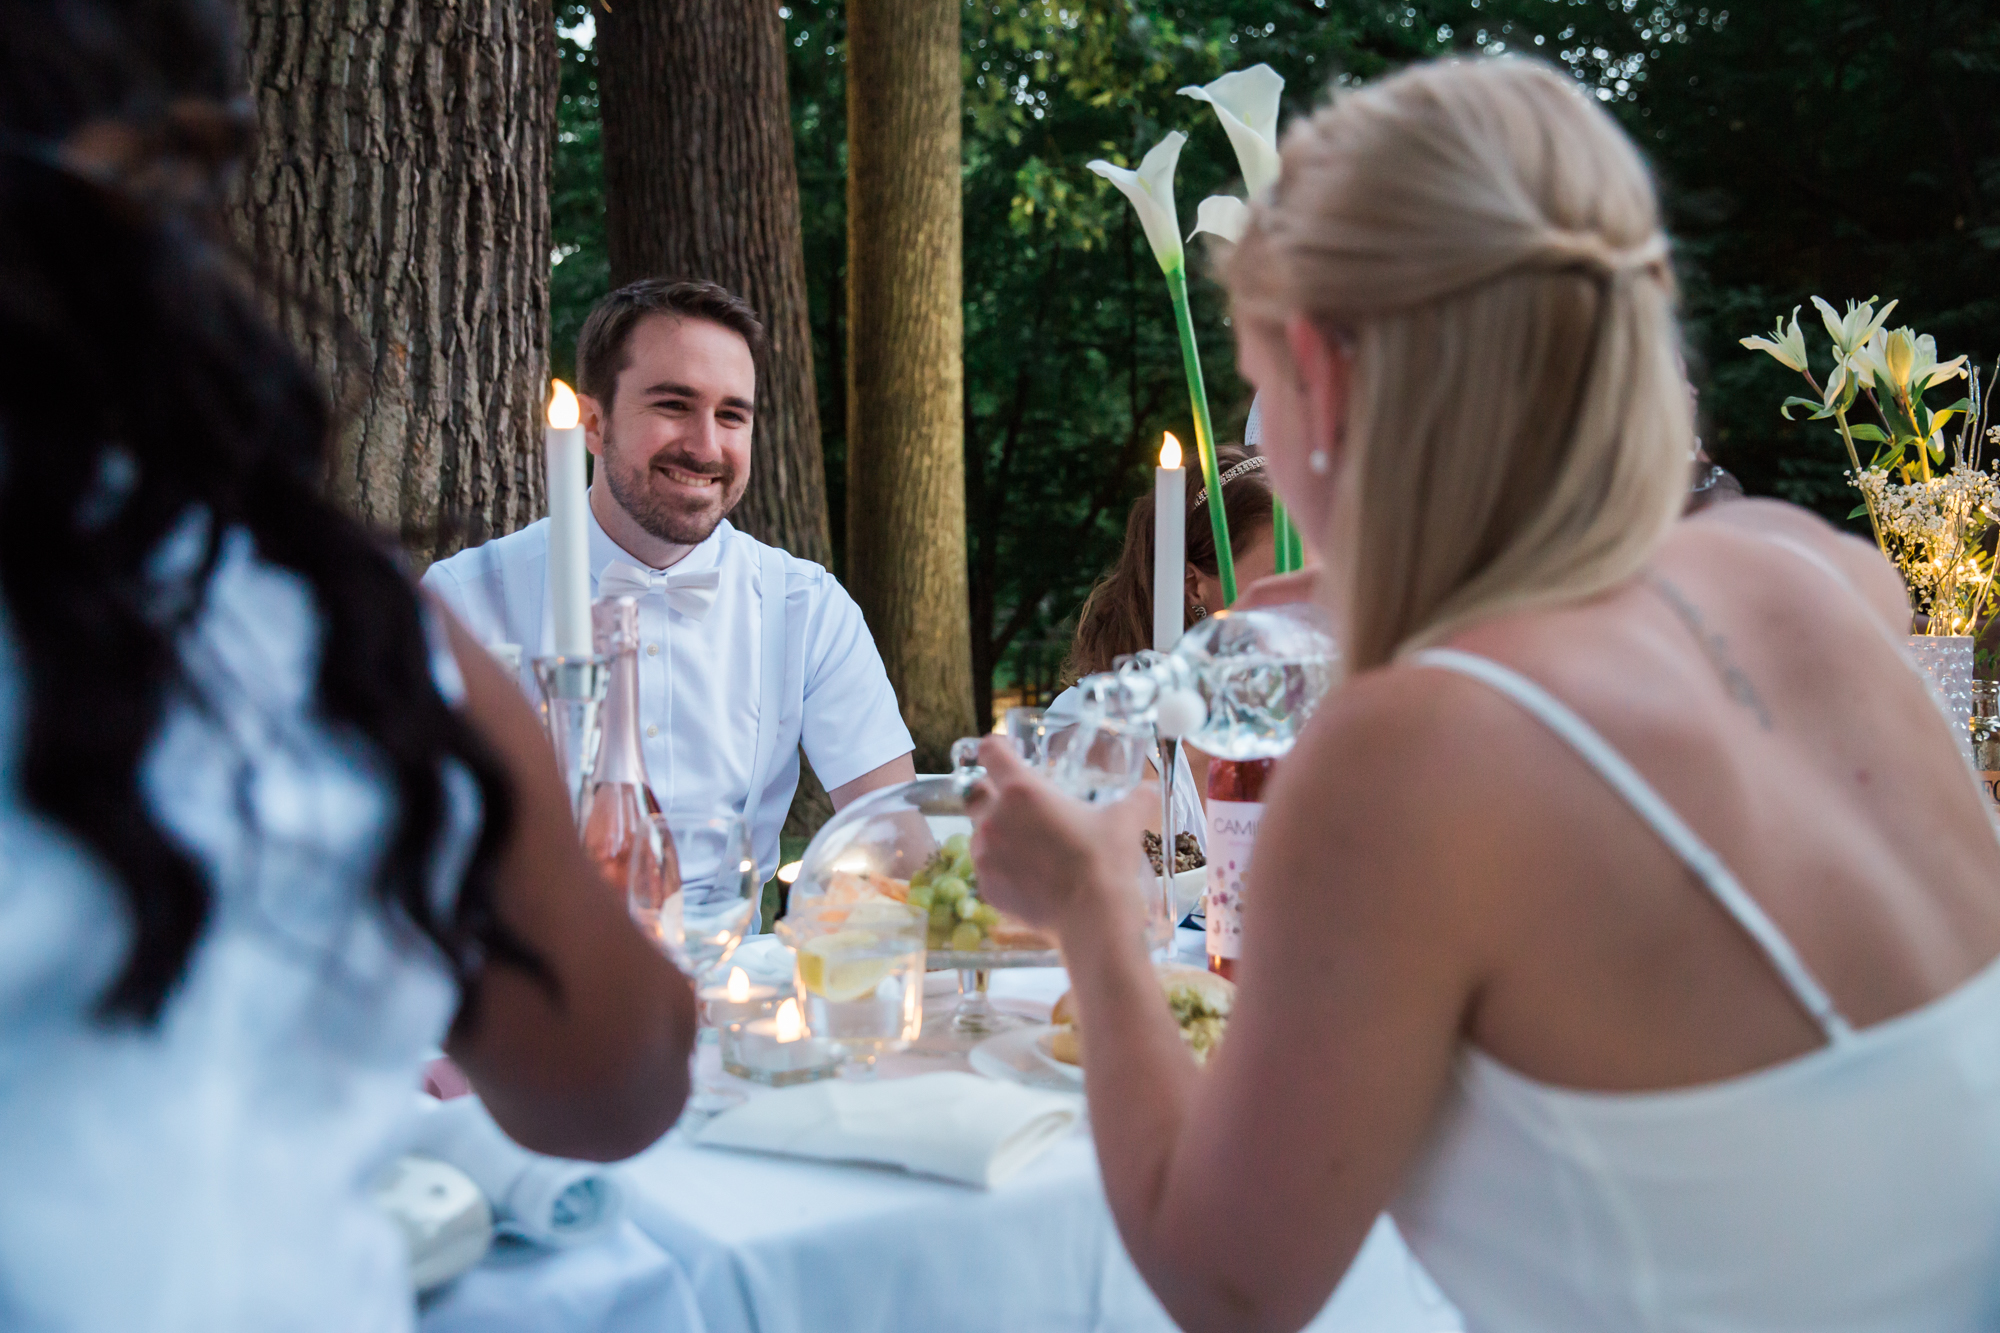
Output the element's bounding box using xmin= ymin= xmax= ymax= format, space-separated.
xmin=580 ymin=393 xmax=607 ymax=457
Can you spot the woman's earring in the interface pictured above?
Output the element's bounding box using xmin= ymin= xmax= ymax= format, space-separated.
xmin=1308 ymin=449 xmax=1331 ymax=475
xmin=1190 ymin=603 xmax=1209 ymax=622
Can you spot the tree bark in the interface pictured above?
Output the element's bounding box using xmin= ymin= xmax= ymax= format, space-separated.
xmin=233 ymin=0 xmax=556 ymax=566
xmin=846 ymin=0 xmax=975 ymax=771
xmin=596 ymin=0 xmax=830 ymax=568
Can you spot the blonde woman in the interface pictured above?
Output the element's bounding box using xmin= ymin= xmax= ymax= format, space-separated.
xmin=967 ymin=57 xmax=2000 ymax=1333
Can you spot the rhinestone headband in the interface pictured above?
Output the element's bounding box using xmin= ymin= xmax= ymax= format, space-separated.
xmin=1191 ymin=454 xmax=1268 ymax=513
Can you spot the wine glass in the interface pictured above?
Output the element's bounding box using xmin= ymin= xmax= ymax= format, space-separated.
xmin=658 ymin=812 xmax=761 ymax=980
xmin=629 ymin=810 xmax=761 ymax=1116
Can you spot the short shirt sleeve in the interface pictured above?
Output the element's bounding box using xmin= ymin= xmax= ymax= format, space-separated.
xmin=795 ymin=569 xmax=914 ymax=791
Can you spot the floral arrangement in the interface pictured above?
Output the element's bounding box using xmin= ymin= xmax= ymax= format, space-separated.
xmin=1742 ymin=298 xmax=1995 ymax=635
xmin=1086 ymin=64 xmax=1307 ymax=595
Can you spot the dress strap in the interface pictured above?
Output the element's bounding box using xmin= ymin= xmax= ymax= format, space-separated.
xmin=1412 ymin=647 xmax=1854 ymax=1044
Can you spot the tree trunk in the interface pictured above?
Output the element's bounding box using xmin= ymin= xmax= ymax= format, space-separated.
xmin=596 ymin=0 xmax=830 ymax=568
xmin=846 ymin=0 xmax=975 ymax=771
xmin=233 ymin=0 xmax=556 ymax=566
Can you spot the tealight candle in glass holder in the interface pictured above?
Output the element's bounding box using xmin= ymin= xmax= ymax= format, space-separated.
xmin=703 ymin=966 xmax=781 ymax=1050
xmin=724 ymin=997 xmax=839 ymax=1086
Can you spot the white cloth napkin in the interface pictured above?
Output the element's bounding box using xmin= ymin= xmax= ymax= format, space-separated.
xmin=726 ymin=933 xmax=797 ymax=987
xmin=409 ymin=1096 xmax=626 ymax=1248
xmin=695 ymin=1071 xmax=1080 ymax=1188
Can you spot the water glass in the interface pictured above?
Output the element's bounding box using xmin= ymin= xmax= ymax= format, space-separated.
xmin=776 ymin=900 xmax=926 ymax=1073
xmin=629 ymin=811 xmax=761 ymax=1117
xmin=631 ymin=812 xmax=760 ymax=980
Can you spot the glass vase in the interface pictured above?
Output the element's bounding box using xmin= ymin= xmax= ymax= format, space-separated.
xmin=1905 ymin=634 xmax=1975 ymax=765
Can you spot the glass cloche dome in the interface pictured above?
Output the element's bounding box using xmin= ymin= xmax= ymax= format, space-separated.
xmin=788 ymin=768 xmax=1059 ymax=967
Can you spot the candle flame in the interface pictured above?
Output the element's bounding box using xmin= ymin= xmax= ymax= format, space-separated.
xmin=1160 ymin=431 xmax=1182 ymax=470
xmin=774 ymin=998 xmax=804 ymax=1042
xmin=726 ymin=967 xmax=751 ymax=1003
xmin=547 ymin=379 xmax=580 ymax=430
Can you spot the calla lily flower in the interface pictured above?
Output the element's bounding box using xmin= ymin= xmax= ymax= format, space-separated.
xmin=1179 ymin=64 xmax=1284 ymax=194
xmin=1189 ymin=195 xmax=1251 ymax=244
xmin=1088 ymin=132 xmax=1188 ymax=275
xmin=1811 ymin=294 xmax=1897 ymax=358
xmin=1739 ymin=306 xmax=1809 ymax=374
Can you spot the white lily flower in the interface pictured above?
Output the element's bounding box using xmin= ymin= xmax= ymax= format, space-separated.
xmin=1179 ymin=64 xmax=1284 ymax=194
xmin=1910 ymin=333 xmax=1969 ymax=389
xmin=1189 ymin=195 xmax=1251 ymax=244
xmin=1810 ymin=294 xmax=1898 ymax=358
xmin=1739 ymin=306 xmax=1809 ymax=374
xmin=1088 ymin=132 xmax=1188 ymax=275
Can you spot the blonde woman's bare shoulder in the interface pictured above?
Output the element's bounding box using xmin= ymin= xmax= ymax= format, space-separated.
xmin=1681 ymin=498 xmax=1909 ymax=635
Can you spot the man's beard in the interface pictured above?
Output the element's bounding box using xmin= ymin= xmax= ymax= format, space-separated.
xmin=599 ymin=427 xmax=746 ymax=548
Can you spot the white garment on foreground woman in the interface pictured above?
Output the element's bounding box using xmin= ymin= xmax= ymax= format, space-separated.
xmin=1393 ymin=649 xmax=2000 ymax=1333
xmin=0 ymin=527 xmax=474 ymax=1332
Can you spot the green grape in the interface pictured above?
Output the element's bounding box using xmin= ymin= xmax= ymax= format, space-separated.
xmin=955 ymin=894 xmax=982 ymax=921
xmin=942 ymin=833 xmax=971 ymax=858
xmin=929 ymin=902 xmax=955 ymax=930
xmin=949 ymin=921 xmax=984 ymax=951
xmin=972 ymin=902 xmax=1001 ymax=928
xmin=932 ymin=876 xmax=968 ymax=905
xmin=906 ymin=883 xmax=935 ymax=909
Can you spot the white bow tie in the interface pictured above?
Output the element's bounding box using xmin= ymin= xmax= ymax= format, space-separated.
xmin=596 ymin=560 xmax=722 ymax=621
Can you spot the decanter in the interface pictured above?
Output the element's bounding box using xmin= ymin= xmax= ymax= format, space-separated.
xmin=580 ymin=598 xmax=668 ymax=898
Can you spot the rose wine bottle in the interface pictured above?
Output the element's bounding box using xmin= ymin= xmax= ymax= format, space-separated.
xmin=580 ymin=599 xmax=673 ymax=932
xmin=1204 ymin=756 xmax=1275 ymax=980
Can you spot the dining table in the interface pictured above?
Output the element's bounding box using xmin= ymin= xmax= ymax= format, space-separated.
xmin=420 ymin=930 xmax=1465 ymax=1333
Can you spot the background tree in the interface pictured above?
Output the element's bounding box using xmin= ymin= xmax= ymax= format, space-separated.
xmin=844 ymin=0 xmax=978 ymax=770
xmin=596 ymin=0 xmax=831 ymax=566
xmin=235 ymin=0 xmax=557 ymax=564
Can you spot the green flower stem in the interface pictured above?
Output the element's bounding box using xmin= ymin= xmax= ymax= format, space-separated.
xmin=1166 ymin=265 xmax=1236 ymax=607
xmin=1273 ymin=500 xmax=1295 ymax=575
xmin=1833 ymin=407 xmax=1889 ymax=557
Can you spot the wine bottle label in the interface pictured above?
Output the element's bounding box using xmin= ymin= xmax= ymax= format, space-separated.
xmin=1982 ymin=771 xmax=2000 ymax=815
xmin=1204 ymin=799 xmax=1262 ymax=961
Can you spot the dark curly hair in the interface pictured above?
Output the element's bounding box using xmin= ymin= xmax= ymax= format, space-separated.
xmin=0 ymin=0 xmax=534 ymax=1023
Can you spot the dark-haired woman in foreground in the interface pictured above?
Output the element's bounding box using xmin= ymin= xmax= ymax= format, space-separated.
xmin=0 ymin=3 xmax=694 ymax=1327
xmin=971 ymin=57 xmax=2000 ymax=1332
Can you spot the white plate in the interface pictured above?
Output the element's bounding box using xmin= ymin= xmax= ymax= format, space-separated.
xmin=1032 ymin=1029 xmax=1085 ymax=1083
xmin=968 ymin=1025 xmax=1085 ymax=1094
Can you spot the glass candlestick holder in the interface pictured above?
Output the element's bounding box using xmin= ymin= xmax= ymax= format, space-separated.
xmin=534 ymin=654 xmax=611 ymax=827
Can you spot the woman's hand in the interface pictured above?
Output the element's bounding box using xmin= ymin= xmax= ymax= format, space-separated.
xmin=966 ymin=736 xmax=1150 ymax=936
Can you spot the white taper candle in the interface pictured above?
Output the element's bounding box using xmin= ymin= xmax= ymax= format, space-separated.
xmin=545 ymin=380 xmax=593 ymax=657
xmin=1154 ymin=432 xmax=1187 ymax=652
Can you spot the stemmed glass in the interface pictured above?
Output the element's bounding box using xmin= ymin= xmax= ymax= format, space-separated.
xmin=932 ymin=712 xmax=1153 ymax=1038
xmin=629 ymin=810 xmax=762 ymax=1115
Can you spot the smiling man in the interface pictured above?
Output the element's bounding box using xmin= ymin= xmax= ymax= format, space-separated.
xmin=424 ymin=279 xmax=915 ymax=882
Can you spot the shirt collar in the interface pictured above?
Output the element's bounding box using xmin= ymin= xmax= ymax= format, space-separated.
xmin=586 ymin=499 xmax=731 ymax=582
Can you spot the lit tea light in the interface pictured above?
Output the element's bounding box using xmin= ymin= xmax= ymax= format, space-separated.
xmin=727 ymin=996 xmax=838 ymax=1086
xmin=700 ymin=966 xmax=779 ymax=1035
xmin=775 ymin=997 xmax=804 ymax=1042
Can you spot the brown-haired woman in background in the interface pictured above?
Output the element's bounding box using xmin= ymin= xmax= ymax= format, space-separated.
xmin=1050 ymin=443 xmax=1279 ymax=841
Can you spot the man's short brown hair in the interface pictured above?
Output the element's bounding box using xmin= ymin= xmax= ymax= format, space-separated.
xmin=575 ymin=278 xmax=766 ymax=407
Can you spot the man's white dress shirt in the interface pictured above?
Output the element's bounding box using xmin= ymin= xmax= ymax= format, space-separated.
xmin=422 ymin=509 xmax=912 ymax=881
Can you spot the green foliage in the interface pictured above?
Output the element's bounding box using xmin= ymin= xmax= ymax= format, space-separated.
xmin=550 ymin=2 xmax=606 ymax=386
xmin=547 ymin=0 xmax=2000 ymax=707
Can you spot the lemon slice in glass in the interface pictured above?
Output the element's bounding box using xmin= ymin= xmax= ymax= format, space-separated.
xmin=797 ymin=930 xmax=893 ymax=1002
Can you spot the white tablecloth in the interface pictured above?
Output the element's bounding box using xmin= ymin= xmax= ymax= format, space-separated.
xmin=425 ymin=935 xmax=1463 ymax=1333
